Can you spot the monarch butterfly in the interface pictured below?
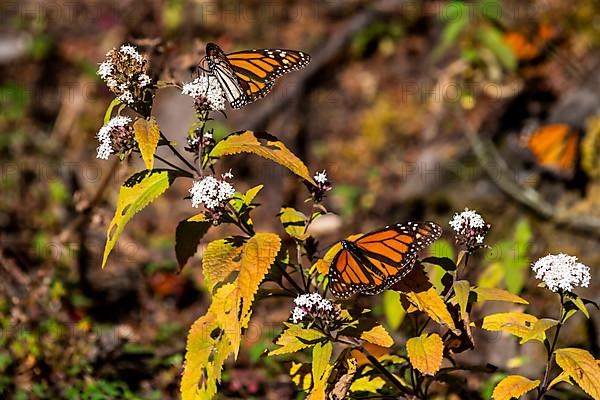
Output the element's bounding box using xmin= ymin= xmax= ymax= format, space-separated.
xmin=203 ymin=42 xmax=310 ymax=109
xmin=328 ymin=221 xmax=442 ymax=298
xmin=522 ymin=123 xmax=580 ymax=178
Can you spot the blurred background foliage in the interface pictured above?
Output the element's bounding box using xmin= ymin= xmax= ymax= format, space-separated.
xmin=0 ymin=0 xmax=599 ymax=398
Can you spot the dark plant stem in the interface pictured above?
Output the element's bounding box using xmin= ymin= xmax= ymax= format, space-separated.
xmin=361 ymin=347 xmax=412 ymax=397
xmin=275 ymin=262 xmax=305 ymax=294
xmin=153 ymin=153 xmax=194 ymax=176
xmin=536 ymin=293 xmax=566 ymax=400
xmin=159 ymin=131 xmax=197 ymax=173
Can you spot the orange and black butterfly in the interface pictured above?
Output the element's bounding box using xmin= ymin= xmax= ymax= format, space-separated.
xmin=328 ymin=221 xmax=442 ymax=298
xmin=522 ymin=123 xmax=580 ymax=178
xmin=503 ymin=23 xmax=559 ymax=62
xmin=203 ymin=42 xmax=310 ymax=109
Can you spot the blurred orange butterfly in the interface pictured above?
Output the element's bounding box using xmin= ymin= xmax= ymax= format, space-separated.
xmin=203 ymin=42 xmax=310 ymax=109
xmin=503 ymin=23 xmax=559 ymax=61
xmin=328 ymin=221 xmax=442 ymax=298
xmin=522 ymin=123 xmax=580 ymax=178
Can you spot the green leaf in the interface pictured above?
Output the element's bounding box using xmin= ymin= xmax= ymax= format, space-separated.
xmin=103 ymin=98 xmax=122 ymax=125
xmin=175 ymin=213 xmax=212 ymax=268
xmin=210 ymin=131 xmax=316 ymax=185
xmin=133 ymin=117 xmax=161 ymax=170
xmin=478 ymin=26 xmax=517 ymax=71
xmin=279 ymin=207 xmax=309 ymax=240
xmin=383 ymin=290 xmax=405 ymax=330
xmin=270 ymin=323 xmax=326 ymax=356
xmin=102 ymin=170 xmax=182 ymax=268
xmin=565 ymin=293 xmax=590 ymax=319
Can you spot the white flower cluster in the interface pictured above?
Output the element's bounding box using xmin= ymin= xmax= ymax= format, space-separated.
xmin=449 ymin=208 xmax=490 ymax=251
xmin=189 ymin=175 xmax=235 ymax=210
xmin=291 ymin=293 xmax=334 ymax=323
xmin=97 ymin=44 xmax=151 ymax=104
xmin=532 ymin=254 xmax=591 ymax=293
xmin=96 ymin=116 xmax=131 ymax=159
xmin=181 ymin=75 xmax=226 ymax=111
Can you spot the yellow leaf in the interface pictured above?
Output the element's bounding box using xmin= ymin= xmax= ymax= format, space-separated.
xmin=404 ymin=287 xmax=457 ymax=332
xmin=202 ymin=238 xmax=243 ymax=293
xmin=103 ymin=170 xmax=180 ymax=268
xmin=482 ymin=312 xmax=540 ymax=341
xmin=492 ymin=375 xmax=540 ymax=400
xmin=474 ymin=287 xmax=529 ymax=305
xmin=453 ymin=280 xmax=470 ymax=319
xmin=360 ymin=325 xmax=394 ymax=348
xmin=133 ymin=117 xmax=160 ymax=170
xmin=548 ymin=371 xmax=571 ymax=390
xmin=307 ymin=341 xmax=334 ymax=400
xmin=270 ymin=323 xmax=326 ymax=356
xmin=383 ymin=290 xmax=406 ymax=330
xmin=238 ymin=233 xmax=281 ymax=325
xmin=350 ymin=376 xmax=386 ymax=393
xmin=406 ymin=333 xmax=443 ymax=376
xmin=279 ymin=207 xmax=309 ymax=240
xmin=555 ymin=348 xmax=600 ymax=399
xmin=181 ymin=284 xmax=239 ymax=400
xmin=210 ymin=130 xmax=316 ymax=185
xmin=290 ymin=362 xmax=312 ymax=391
xmin=519 ymin=318 xmax=558 ymax=344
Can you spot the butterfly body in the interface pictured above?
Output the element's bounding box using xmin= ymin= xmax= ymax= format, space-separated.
xmin=329 ymin=221 xmax=442 ymax=298
xmin=204 ymin=42 xmax=310 ymax=109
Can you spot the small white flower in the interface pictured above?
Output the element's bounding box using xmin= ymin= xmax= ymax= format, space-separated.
xmin=222 ymin=169 xmax=234 ymax=180
xmin=96 ymin=116 xmax=131 ymax=159
xmin=314 ymin=170 xmax=328 ymax=184
xmin=138 ymin=73 xmax=152 ymax=87
xmin=97 ymin=60 xmax=113 ymax=79
xmin=291 ymin=293 xmax=338 ymax=325
xmin=119 ymin=44 xmax=143 ymax=63
xmin=532 ymin=254 xmax=591 ymax=293
xmin=181 ymin=75 xmax=226 ymax=111
xmin=118 ymin=91 xmax=134 ymax=104
xmin=204 ymin=132 xmax=213 ymax=139
xmin=189 ymin=175 xmax=236 ymax=209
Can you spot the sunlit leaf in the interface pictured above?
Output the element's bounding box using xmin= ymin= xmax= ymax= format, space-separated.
xmin=181 ymin=284 xmax=240 ymax=400
xmin=133 ymin=117 xmax=161 ymax=170
xmin=492 ymin=375 xmax=540 ymax=400
xmin=238 ymin=233 xmax=281 ymax=325
xmin=454 ymin=280 xmax=470 ymax=320
xmin=555 ymin=348 xmax=600 ymax=399
xmin=383 ymin=290 xmax=405 ymax=330
xmin=519 ymin=318 xmax=558 ymax=344
xmin=350 ymin=376 xmax=386 ymax=393
xmin=406 ymin=333 xmax=443 ymax=376
xmin=404 ymin=287 xmax=457 ymax=332
xmin=102 ymin=169 xmax=182 ymax=268
xmin=279 ymin=207 xmax=309 ymax=240
xmin=202 ymin=238 xmax=243 ymax=293
xmin=360 ymin=324 xmax=394 ymax=348
xmin=307 ymin=341 xmax=334 ymax=400
xmin=175 ymin=213 xmax=211 ymax=268
xmin=269 ymin=323 xmax=325 ymax=356
xmin=474 ymin=287 xmax=529 ymax=305
xmin=482 ymin=312 xmax=543 ymax=342
xmin=548 ymin=370 xmax=572 ymax=390
xmin=210 ymin=130 xmax=316 ymax=185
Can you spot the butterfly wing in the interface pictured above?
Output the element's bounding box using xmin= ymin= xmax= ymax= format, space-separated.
xmin=205 ymin=43 xmax=310 ymax=109
xmin=329 ymin=222 xmax=442 ymax=298
xmin=525 ymin=123 xmax=579 ymax=177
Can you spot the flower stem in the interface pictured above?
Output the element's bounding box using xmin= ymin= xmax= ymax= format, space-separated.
xmin=360 ymin=347 xmax=412 ymax=396
xmin=536 ymin=293 xmax=566 ymax=399
xmin=159 ymin=131 xmax=197 ymax=173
